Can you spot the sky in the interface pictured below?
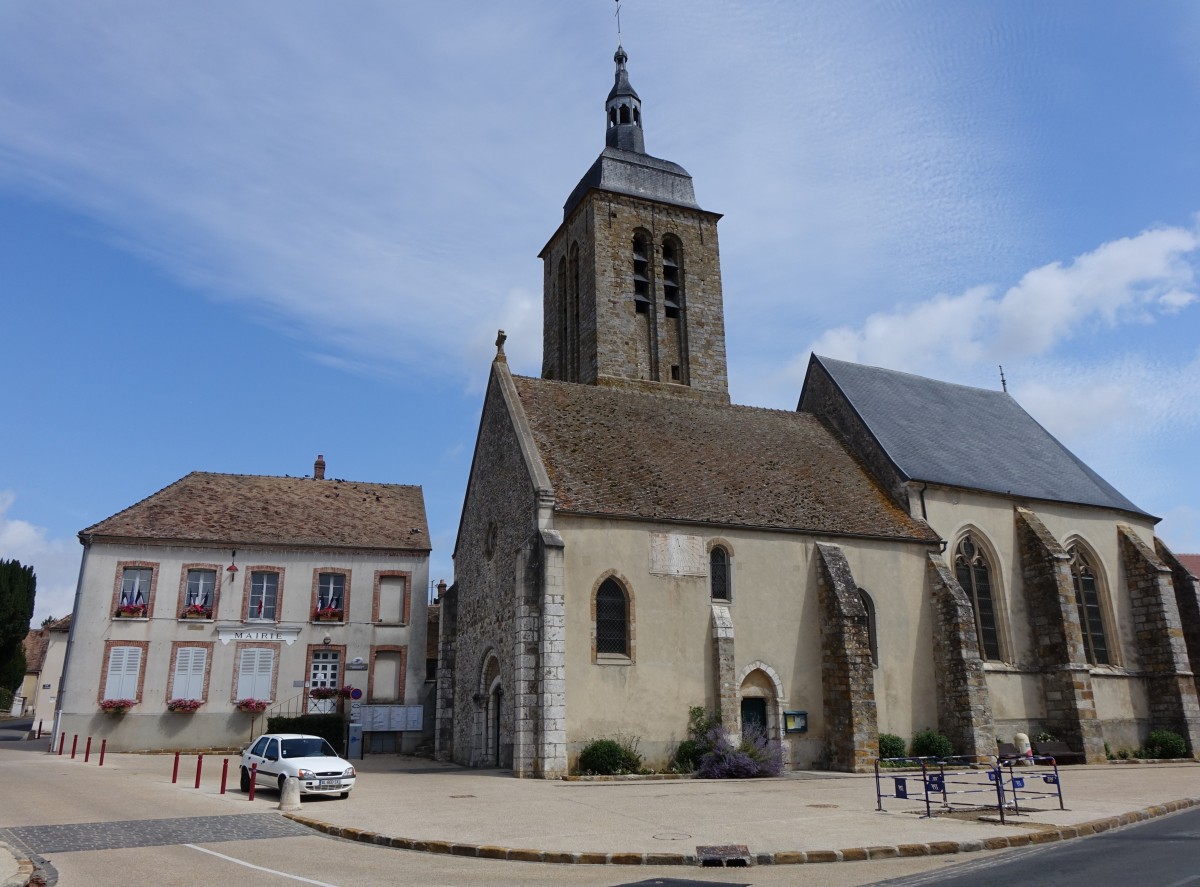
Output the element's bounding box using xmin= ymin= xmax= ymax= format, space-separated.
xmin=2 ymin=1 xmax=1199 ymax=628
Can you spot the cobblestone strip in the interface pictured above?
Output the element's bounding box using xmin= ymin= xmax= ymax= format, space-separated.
xmin=284 ymin=796 xmax=1200 ymax=867
xmin=4 ymin=814 xmax=312 ymax=854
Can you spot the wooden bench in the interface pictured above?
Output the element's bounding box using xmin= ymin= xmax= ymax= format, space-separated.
xmin=1035 ymin=740 xmax=1086 ymax=765
xmin=997 ymin=741 xmax=1022 ymax=762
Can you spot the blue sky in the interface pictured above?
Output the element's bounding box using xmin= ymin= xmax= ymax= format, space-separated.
xmin=2 ymin=1 xmax=1199 ymax=626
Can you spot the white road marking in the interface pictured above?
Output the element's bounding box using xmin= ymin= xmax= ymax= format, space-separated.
xmin=184 ymin=844 xmax=339 ymax=886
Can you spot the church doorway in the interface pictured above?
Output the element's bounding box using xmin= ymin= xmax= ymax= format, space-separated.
xmin=477 ymin=653 xmax=503 ymax=768
xmin=741 ymin=697 xmax=768 ymax=741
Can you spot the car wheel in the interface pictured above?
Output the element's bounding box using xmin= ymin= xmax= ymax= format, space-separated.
xmin=278 ymin=774 xmax=287 ymax=794
xmin=240 ymin=767 xmax=251 ymax=793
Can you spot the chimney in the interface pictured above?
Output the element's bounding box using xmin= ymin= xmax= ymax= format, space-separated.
xmin=436 ymin=579 xmax=447 ymax=603
xmin=314 ymin=454 xmax=326 ymax=480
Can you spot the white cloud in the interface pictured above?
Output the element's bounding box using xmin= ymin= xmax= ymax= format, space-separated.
xmin=0 ymin=493 xmax=81 ymax=627
xmin=804 ymin=223 xmax=1200 ymax=376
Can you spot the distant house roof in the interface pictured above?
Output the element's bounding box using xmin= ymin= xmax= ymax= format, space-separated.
xmin=805 ymin=355 xmax=1151 ymax=518
xmin=513 ymin=375 xmax=937 ymax=543
xmin=81 ymin=472 xmax=430 ymax=551
xmin=23 ymin=629 xmax=49 ymax=674
xmin=1178 ymin=554 xmax=1200 ymax=579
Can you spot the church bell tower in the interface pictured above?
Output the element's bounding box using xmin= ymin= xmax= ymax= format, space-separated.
xmin=539 ymin=46 xmax=729 ymax=403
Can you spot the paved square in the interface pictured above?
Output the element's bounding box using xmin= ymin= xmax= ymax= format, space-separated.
xmin=1 ymin=813 xmax=313 ymax=853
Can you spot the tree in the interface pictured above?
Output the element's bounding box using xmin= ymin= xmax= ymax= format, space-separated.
xmin=0 ymin=560 xmax=37 ymax=693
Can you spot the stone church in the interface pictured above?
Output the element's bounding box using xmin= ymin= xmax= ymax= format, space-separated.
xmin=435 ymin=47 xmax=1200 ymax=777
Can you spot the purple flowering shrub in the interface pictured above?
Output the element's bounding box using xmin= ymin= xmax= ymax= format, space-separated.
xmin=695 ymin=724 xmax=783 ymax=779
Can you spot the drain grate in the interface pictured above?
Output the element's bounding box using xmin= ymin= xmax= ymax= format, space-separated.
xmin=696 ymin=843 xmax=752 ymax=867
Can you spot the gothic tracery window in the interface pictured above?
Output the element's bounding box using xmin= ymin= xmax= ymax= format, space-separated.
xmin=595 ymin=579 xmax=629 ymax=657
xmin=1068 ymin=545 xmax=1110 ymax=665
xmin=954 ymin=535 xmax=1002 ymax=661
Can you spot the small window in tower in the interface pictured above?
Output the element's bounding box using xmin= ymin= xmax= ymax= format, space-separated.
xmin=633 ymin=107 xmax=641 ymax=125
xmin=671 ymin=364 xmax=681 ymax=381
xmin=620 ymin=104 xmax=631 ymax=124
xmin=609 ymin=108 xmax=617 ymax=127
xmin=632 ymin=234 xmax=650 ymax=314
xmin=662 ymin=240 xmax=681 ymax=318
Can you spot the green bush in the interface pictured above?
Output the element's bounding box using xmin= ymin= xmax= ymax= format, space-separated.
xmin=670 ymin=738 xmax=705 ymax=772
xmin=266 ymin=714 xmax=346 ymax=754
xmin=1142 ymin=729 xmax=1188 ymax=760
xmin=578 ymin=737 xmax=642 ymax=775
xmin=669 ymin=706 xmax=723 ymax=772
xmin=910 ymin=729 xmax=954 ymax=759
xmin=0 ymin=687 xmax=12 ymax=713
xmin=878 ymin=733 xmax=906 ymax=759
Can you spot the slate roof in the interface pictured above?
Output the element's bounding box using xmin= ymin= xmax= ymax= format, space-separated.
xmin=512 ymin=375 xmax=937 ymax=542
xmin=561 ymin=146 xmax=702 ymax=222
xmin=81 ymin=472 xmax=429 ymax=551
xmin=1178 ymin=554 xmax=1200 ymax=579
xmin=808 ymin=355 xmax=1151 ymax=517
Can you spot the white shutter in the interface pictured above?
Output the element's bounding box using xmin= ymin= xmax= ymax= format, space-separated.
xmin=171 ymin=647 xmax=207 ymax=700
xmin=237 ymin=648 xmax=274 ymax=700
xmin=104 ymin=646 xmax=142 ymax=699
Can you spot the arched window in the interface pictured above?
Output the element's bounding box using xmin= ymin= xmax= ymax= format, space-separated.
xmin=1068 ymin=545 xmax=1110 ymax=665
xmin=632 ymin=233 xmax=650 ymax=314
xmin=954 ymin=535 xmax=1002 ymax=661
xmin=858 ymin=589 xmax=878 ymax=667
xmin=595 ymin=579 xmax=629 ymax=656
xmin=710 ymin=547 xmax=730 ymax=600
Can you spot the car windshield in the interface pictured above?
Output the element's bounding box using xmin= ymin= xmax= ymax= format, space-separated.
xmin=280 ymin=738 xmax=339 ymax=758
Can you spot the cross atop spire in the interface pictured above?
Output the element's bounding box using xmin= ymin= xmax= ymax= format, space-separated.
xmin=605 ymin=45 xmax=645 ymax=153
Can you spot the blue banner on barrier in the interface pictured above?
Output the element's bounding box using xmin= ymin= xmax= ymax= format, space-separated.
xmin=1011 ymin=777 xmax=1025 ymax=789
xmin=987 ymin=770 xmax=998 ymax=782
xmin=895 ymin=777 xmax=908 ymax=799
xmin=925 ymin=775 xmax=944 ymax=792
xmin=1044 ymin=774 xmax=1058 ymax=784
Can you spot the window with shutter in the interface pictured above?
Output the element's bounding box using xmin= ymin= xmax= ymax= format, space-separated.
xmin=236 ymin=648 xmax=275 ymax=700
xmin=171 ymin=647 xmax=208 ymax=700
xmin=104 ymin=645 xmax=142 ymax=699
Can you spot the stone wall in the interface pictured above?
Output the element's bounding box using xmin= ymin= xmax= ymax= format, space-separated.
xmin=1156 ymin=538 xmax=1200 ymax=704
xmin=814 ymin=542 xmax=877 ymax=772
xmin=447 ymin=361 xmax=541 ymax=770
xmin=926 ymin=553 xmax=996 ymax=757
xmin=1014 ymin=507 xmax=1105 ymax=763
xmin=541 ymin=190 xmax=729 ymax=402
xmin=797 ymin=360 xmax=909 ymax=510
xmin=1120 ymin=528 xmax=1200 ymax=755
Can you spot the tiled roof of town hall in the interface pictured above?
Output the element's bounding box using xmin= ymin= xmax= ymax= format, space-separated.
xmin=81 ymin=472 xmax=430 ymax=551
xmin=512 ymin=376 xmax=937 ymax=542
xmin=23 ymin=629 xmax=49 ymax=674
xmin=810 ymin=355 xmax=1152 ymax=518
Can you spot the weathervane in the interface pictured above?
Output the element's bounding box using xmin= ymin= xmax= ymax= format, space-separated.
xmin=614 ymin=0 xmax=622 ymax=41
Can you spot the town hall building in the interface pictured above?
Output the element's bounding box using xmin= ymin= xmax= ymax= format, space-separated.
xmin=436 ymin=46 xmax=1200 ymax=777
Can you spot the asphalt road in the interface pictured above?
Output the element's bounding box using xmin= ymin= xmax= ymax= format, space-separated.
xmin=873 ymin=805 xmax=1200 ymax=887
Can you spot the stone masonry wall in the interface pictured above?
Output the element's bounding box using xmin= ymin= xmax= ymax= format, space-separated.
xmin=1015 ymin=507 xmax=1105 ymax=763
xmin=926 ymin=553 xmax=996 ymax=757
xmin=542 ymin=190 xmax=729 ymax=401
xmin=1156 ymin=538 xmax=1200 ymax=705
xmin=797 ymin=360 xmax=909 ymax=510
xmin=710 ymin=604 xmax=738 ymax=729
xmin=450 ymin=362 xmax=542 ymax=771
xmin=434 ymin=582 xmax=458 ymax=761
xmin=1120 ymin=528 xmax=1200 ymax=756
xmin=814 ymin=542 xmax=877 ymax=772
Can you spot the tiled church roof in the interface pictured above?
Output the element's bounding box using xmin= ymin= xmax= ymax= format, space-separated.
xmin=1178 ymin=554 xmax=1200 ymax=579
xmin=82 ymin=472 xmax=429 ymax=551
xmin=513 ymin=375 xmax=937 ymax=542
xmin=809 ymin=356 xmax=1151 ymax=518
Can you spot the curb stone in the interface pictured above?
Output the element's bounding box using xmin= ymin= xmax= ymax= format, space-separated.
xmin=281 ymin=795 xmax=1200 ymax=866
xmin=0 ymin=842 xmax=34 ymax=887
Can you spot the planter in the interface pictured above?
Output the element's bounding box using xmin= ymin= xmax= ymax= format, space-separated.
xmin=115 ymin=607 xmax=147 ymax=619
xmin=100 ymin=699 xmax=136 ymax=715
xmin=181 ymin=610 xmax=211 ymax=620
xmin=236 ymin=699 xmax=270 ymax=714
xmin=166 ymin=699 xmax=202 ymax=713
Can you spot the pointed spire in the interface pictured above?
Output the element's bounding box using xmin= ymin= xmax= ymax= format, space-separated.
xmin=605 ymin=45 xmax=645 ymax=153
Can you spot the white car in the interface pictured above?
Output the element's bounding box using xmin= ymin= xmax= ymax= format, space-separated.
xmin=240 ymin=733 xmax=356 ymax=798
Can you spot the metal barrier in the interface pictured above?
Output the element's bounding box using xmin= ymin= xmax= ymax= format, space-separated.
xmin=875 ymin=755 xmax=1064 ymax=823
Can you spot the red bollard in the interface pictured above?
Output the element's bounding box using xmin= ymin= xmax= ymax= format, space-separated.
xmin=194 ymin=753 xmax=204 ymax=789
xmin=99 ymin=739 xmax=107 ymax=767
xmin=220 ymin=758 xmax=228 ymax=794
xmin=57 ymin=733 xmax=65 ymax=755
xmin=70 ymin=735 xmax=78 ymax=759
xmin=172 ymin=751 xmax=180 ymax=784
xmin=248 ymin=763 xmax=257 ymax=801
xmin=84 ymin=737 xmax=92 ymax=762
xmin=37 ymin=720 xmax=43 ymax=739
